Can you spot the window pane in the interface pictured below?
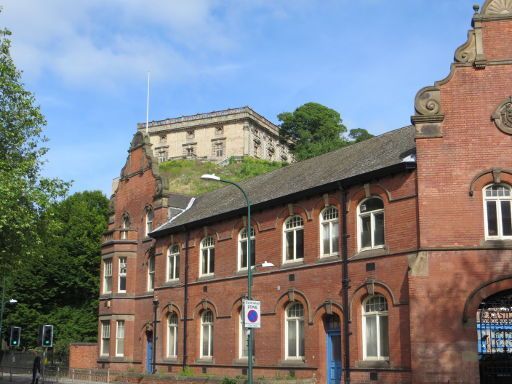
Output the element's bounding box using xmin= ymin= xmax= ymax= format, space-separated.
xmin=209 ymin=249 xmax=215 ymax=273
xmin=175 ymin=256 xmax=180 ymax=279
xmin=288 ymin=320 xmax=297 ymax=357
xmin=299 ymin=320 xmax=305 ymax=357
xmin=117 ymin=339 xmax=124 ymax=356
xmin=502 ymin=201 xmax=512 ymax=236
xmin=361 ymin=216 xmax=371 ymax=248
xmin=241 ymin=239 xmax=247 ymax=268
xmin=202 ymin=250 xmax=208 ymax=274
xmin=102 ymin=339 xmax=109 ymax=355
xmin=365 ymin=316 xmax=377 ymax=357
xmin=286 ymin=231 xmax=294 ymax=260
xmin=332 ymin=334 xmax=341 ymax=361
xmin=322 ymin=223 xmax=330 ymax=255
xmin=379 ymin=316 xmax=389 ymax=357
xmin=202 ymin=325 xmax=209 ymax=356
xmin=296 ymin=229 xmax=304 ymax=259
xmin=119 ymin=276 xmax=126 ymax=291
xmin=374 ymin=213 xmax=385 ymax=246
xmin=487 ymin=201 xmax=498 ymax=236
xmin=332 ymin=223 xmax=339 ymax=253
xmin=250 ymin=239 xmax=255 ymax=267
xmin=362 ymin=198 xmax=383 ymax=211
xmin=169 ymin=327 xmax=176 ymax=356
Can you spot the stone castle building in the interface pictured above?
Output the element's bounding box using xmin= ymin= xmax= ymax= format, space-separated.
xmin=77 ymin=1 xmax=512 ymax=383
xmin=137 ymin=106 xmax=293 ymax=163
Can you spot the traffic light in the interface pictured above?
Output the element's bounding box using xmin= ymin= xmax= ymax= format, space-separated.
xmin=41 ymin=324 xmax=53 ymax=347
xmin=9 ymin=326 xmax=21 ymax=347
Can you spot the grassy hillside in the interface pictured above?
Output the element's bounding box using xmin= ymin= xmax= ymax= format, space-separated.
xmin=159 ymin=157 xmax=287 ymax=195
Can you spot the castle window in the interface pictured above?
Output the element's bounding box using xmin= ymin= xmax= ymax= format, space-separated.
xmin=484 ymin=184 xmax=512 ymax=239
xmin=167 ymin=313 xmax=178 ymax=358
xmin=320 ymin=206 xmax=339 ymax=257
xmin=118 ymin=257 xmax=127 ymax=293
xmin=283 ymin=216 xmax=304 ymax=262
xmin=362 ymin=295 xmax=389 ymax=360
xmin=358 ymin=197 xmax=384 ymax=250
xmin=212 ymin=142 xmax=224 ymax=158
xmin=200 ymin=310 xmax=214 ymax=358
xmin=116 ymin=320 xmax=125 ymax=357
xmin=145 ymin=207 xmax=154 ymax=237
xmin=285 ymin=302 xmax=304 ymax=359
xmin=167 ymin=244 xmax=180 ymax=281
xmin=238 ymin=227 xmax=255 ymax=270
xmin=103 ymin=259 xmax=112 ymax=294
xmin=200 ymin=237 xmax=215 ymax=276
xmin=121 ymin=214 xmax=130 ymax=240
xmin=148 ymin=255 xmax=155 ymax=291
xmin=101 ymin=321 xmax=110 ymax=356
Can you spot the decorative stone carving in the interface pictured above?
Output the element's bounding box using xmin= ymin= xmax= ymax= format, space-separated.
xmin=454 ymin=31 xmax=477 ymax=64
xmin=483 ymin=0 xmax=512 ymax=15
xmin=130 ymin=131 xmax=145 ymax=149
xmin=492 ymin=97 xmax=512 ymax=134
xmin=414 ymin=86 xmax=442 ymax=117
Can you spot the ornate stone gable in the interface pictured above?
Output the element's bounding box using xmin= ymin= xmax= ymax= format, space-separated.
xmin=483 ymin=0 xmax=512 ymax=16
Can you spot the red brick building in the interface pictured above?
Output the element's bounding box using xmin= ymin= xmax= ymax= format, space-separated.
xmin=96 ymin=2 xmax=512 ymax=383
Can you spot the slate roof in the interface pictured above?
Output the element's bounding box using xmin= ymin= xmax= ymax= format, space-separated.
xmin=152 ymin=125 xmax=416 ymax=236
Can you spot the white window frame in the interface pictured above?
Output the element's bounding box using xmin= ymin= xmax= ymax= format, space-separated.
xmin=200 ymin=237 xmax=215 ymax=277
xmin=145 ymin=208 xmax=154 ymax=237
xmin=167 ymin=313 xmax=178 ymax=358
xmin=103 ymin=259 xmax=112 ymax=294
xmin=200 ymin=310 xmax=214 ymax=358
xmin=283 ymin=216 xmax=304 ymax=263
xmin=239 ymin=311 xmax=249 ymax=359
xmin=285 ymin=302 xmax=305 ymax=360
xmin=147 ymin=255 xmax=155 ymax=291
xmin=118 ymin=257 xmax=127 ymax=293
xmin=238 ymin=227 xmax=255 ymax=271
xmin=101 ymin=321 xmax=110 ymax=356
xmin=115 ymin=320 xmax=125 ymax=357
xmin=320 ymin=206 xmax=339 ymax=257
xmin=362 ymin=295 xmax=389 ymax=361
xmin=357 ymin=197 xmax=385 ymax=251
xmin=167 ymin=244 xmax=180 ymax=282
xmin=483 ymin=184 xmax=512 ymax=239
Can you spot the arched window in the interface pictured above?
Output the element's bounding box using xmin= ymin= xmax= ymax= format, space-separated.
xmin=167 ymin=244 xmax=180 ymax=281
xmin=362 ymin=295 xmax=389 ymax=360
xmin=358 ymin=198 xmax=384 ymax=250
xmin=200 ymin=310 xmax=214 ymax=358
xmin=285 ymin=302 xmax=305 ymax=359
xmin=200 ymin=237 xmax=215 ymax=276
xmin=167 ymin=313 xmax=178 ymax=358
xmin=145 ymin=207 xmax=154 ymax=237
xmin=484 ymin=184 xmax=512 ymax=239
xmin=238 ymin=227 xmax=255 ymax=270
xmin=283 ymin=216 xmax=304 ymax=262
xmin=121 ymin=213 xmax=130 ymax=240
xmin=320 ymin=206 xmax=339 ymax=257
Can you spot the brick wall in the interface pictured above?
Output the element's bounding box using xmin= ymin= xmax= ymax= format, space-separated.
xmin=69 ymin=343 xmax=98 ymax=369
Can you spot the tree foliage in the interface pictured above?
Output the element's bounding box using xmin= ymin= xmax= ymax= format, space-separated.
xmin=278 ymin=102 xmax=373 ymax=161
xmin=0 ymin=28 xmax=68 ymax=274
xmin=6 ymin=191 xmax=109 ymax=356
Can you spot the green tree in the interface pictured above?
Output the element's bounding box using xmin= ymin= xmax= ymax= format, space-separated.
xmin=0 ymin=27 xmax=68 ymax=274
xmin=348 ymin=128 xmax=374 ymax=143
xmin=278 ymin=102 xmax=373 ymax=161
xmin=6 ymin=191 xmax=109 ymax=356
xmin=278 ymin=102 xmax=348 ymax=161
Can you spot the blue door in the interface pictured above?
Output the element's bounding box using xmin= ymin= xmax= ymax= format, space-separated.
xmin=146 ymin=333 xmax=153 ymax=373
xmin=327 ymin=331 xmax=342 ymax=384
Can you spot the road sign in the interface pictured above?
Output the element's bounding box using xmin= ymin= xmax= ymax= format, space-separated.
xmin=243 ymin=299 xmax=261 ymax=329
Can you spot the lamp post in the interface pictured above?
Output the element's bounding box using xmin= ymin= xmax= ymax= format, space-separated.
xmin=201 ymin=174 xmax=274 ymax=384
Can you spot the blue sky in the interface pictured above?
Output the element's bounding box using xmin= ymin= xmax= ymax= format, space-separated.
xmin=1 ymin=1 xmax=477 ymax=196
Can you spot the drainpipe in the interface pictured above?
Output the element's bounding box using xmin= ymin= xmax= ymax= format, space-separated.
xmin=152 ymin=297 xmax=159 ymax=374
xmin=182 ymin=227 xmax=189 ymax=369
xmin=339 ymin=184 xmax=351 ymax=384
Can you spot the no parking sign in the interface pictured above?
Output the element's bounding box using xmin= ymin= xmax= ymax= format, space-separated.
xmin=243 ymin=299 xmax=261 ymax=328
